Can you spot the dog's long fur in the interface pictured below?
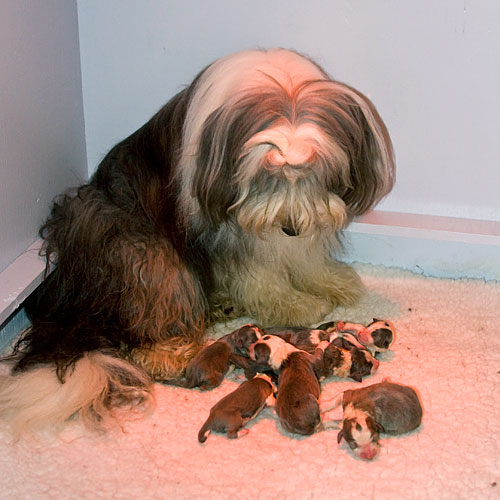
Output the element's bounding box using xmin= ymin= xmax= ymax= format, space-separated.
xmin=0 ymin=48 xmax=394 ymax=434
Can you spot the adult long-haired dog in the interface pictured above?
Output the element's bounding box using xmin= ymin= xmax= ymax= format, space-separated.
xmin=0 ymin=48 xmax=394 ymax=435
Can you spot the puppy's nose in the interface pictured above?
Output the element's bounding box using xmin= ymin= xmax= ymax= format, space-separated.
xmin=359 ymin=444 xmax=380 ymax=460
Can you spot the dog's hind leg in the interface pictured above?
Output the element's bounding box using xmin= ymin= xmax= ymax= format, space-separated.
xmin=226 ymin=415 xmax=245 ymax=439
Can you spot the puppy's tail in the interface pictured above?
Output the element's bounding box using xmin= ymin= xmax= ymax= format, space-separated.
xmin=0 ymin=352 xmax=154 ymax=438
xmin=198 ymin=418 xmax=212 ymax=443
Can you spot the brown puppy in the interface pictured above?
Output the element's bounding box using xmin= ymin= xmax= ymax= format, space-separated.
xmin=198 ymin=374 xmax=275 ymax=442
xmin=249 ymin=335 xmax=326 ymax=435
xmin=162 ymin=340 xmax=231 ymax=390
xmin=326 ymin=379 xmax=423 ymax=460
xmin=164 ymin=324 xmax=265 ymax=390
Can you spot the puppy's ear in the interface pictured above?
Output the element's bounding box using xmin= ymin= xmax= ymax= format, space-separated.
xmin=350 ymin=371 xmax=363 ymax=383
xmin=337 ymin=430 xmax=344 ymax=444
xmin=376 ymin=422 xmax=385 ymax=433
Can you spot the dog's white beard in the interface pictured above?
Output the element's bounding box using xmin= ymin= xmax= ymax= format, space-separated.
xmin=212 ymin=229 xmax=363 ymax=326
xmin=232 ymin=185 xmax=348 ymax=237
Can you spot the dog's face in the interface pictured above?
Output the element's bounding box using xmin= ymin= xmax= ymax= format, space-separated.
xmin=180 ymin=49 xmax=395 ymax=238
xmin=337 ymin=406 xmax=384 ymax=460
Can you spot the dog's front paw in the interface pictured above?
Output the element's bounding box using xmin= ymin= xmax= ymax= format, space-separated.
xmin=130 ymin=338 xmax=202 ymax=380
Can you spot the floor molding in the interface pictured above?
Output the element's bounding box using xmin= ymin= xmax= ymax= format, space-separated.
xmin=0 ymin=240 xmax=45 ymax=326
xmin=344 ymin=211 xmax=500 ymax=281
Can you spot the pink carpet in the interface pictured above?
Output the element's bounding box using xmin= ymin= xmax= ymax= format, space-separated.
xmin=1 ymin=263 xmax=499 ymax=499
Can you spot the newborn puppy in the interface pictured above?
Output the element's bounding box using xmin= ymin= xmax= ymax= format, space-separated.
xmin=164 ymin=324 xmax=265 ymax=390
xmin=329 ymin=332 xmax=379 ymax=380
xmin=334 ymin=379 xmax=423 ymax=460
xmin=249 ymin=335 xmax=325 ymax=435
xmin=198 ymin=374 xmax=275 ymax=443
xmin=312 ymin=331 xmax=379 ymax=383
xmin=338 ymin=319 xmax=396 ymax=354
xmin=315 ymin=320 xmax=341 ymax=334
xmin=162 ymin=340 xmax=232 ymax=390
xmin=357 ymin=319 xmax=396 ymax=353
xmin=313 ymin=343 xmax=371 ymax=383
xmin=264 ymin=326 xmax=331 ymax=354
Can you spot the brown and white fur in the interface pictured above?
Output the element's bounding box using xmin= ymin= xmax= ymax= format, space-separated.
xmin=0 ymin=48 xmax=394 ymax=435
xmin=330 ymin=332 xmax=379 ymax=378
xmin=314 ymin=336 xmax=378 ymax=383
xmin=319 ymin=319 xmax=396 ymax=354
xmin=249 ymin=335 xmax=326 ymax=435
xmin=324 ymin=379 xmax=423 ymax=460
xmin=198 ymin=373 xmax=275 ymax=443
xmin=264 ymin=326 xmax=331 ymax=354
xmin=162 ymin=324 xmax=264 ymax=390
xmin=340 ymin=319 xmax=396 ymax=354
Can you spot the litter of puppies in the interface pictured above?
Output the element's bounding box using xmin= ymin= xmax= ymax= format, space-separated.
xmin=164 ymin=318 xmax=423 ymax=460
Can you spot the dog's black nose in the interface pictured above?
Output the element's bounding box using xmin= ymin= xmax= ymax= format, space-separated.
xmin=282 ymin=226 xmax=298 ymax=236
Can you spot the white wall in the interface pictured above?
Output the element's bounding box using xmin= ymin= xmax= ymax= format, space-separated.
xmin=0 ymin=0 xmax=87 ymax=274
xmin=78 ymin=0 xmax=500 ymax=224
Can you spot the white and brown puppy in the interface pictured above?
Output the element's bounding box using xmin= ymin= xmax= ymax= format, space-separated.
xmin=264 ymin=326 xmax=331 ymax=354
xmin=198 ymin=374 xmax=275 ymax=443
xmin=313 ymin=343 xmax=368 ymax=383
xmin=164 ymin=324 xmax=265 ymax=390
xmin=317 ymin=319 xmax=395 ymax=354
xmin=313 ymin=334 xmax=379 ymax=383
xmin=330 ymin=332 xmax=380 ymax=377
xmin=249 ymin=335 xmax=326 ymax=435
xmin=326 ymin=379 xmax=423 ymax=460
xmin=354 ymin=319 xmax=396 ymax=353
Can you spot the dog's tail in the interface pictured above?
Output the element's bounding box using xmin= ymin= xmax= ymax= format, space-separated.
xmin=198 ymin=417 xmax=212 ymax=443
xmin=0 ymin=352 xmax=154 ymax=438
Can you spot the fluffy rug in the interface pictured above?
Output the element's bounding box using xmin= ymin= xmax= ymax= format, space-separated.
xmin=1 ymin=263 xmax=499 ymax=500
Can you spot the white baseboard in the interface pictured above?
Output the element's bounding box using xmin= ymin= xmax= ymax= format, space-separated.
xmin=0 ymin=240 xmax=46 ymax=326
xmin=344 ymin=211 xmax=500 ymax=281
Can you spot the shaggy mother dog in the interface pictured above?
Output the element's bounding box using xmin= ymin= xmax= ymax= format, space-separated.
xmin=0 ymin=48 xmax=394 ymax=434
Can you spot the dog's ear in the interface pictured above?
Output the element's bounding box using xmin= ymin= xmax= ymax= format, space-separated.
xmin=193 ymin=105 xmax=242 ymax=225
xmin=337 ymin=430 xmax=344 ymax=444
xmin=325 ymin=82 xmax=395 ymax=217
xmin=350 ymin=371 xmax=363 ymax=383
xmin=376 ymin=422 xmax=385 ymax=433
